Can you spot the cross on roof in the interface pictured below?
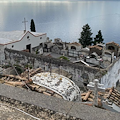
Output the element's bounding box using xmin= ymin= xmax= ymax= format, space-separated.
xmin=22 ymin=18 xmax=28 ymax=32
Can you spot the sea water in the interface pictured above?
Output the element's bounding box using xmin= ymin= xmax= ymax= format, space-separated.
xmin=0 ymin=0 xmax=120 ymax=44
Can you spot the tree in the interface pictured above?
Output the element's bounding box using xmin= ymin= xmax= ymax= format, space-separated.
xmin=78 ymin=24 xmax=93 ymax=48
xmin=93 ymin=30 xmax=104 ymax=45
xmin=30 ymin=19 xmax=36 ymax=32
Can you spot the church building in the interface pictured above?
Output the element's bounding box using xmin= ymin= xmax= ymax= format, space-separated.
xmin=0 ymin=30 xmax=47 ymax=63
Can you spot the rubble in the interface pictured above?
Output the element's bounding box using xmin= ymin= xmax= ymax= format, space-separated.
xmin=0 ymin=68 xmax=81 ymax=102
xmin=81 ymin=90 xmax=104 ymax=107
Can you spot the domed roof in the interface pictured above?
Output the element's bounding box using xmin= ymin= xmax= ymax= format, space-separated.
xmin=31 ymin=72 xmax=81 ymax=101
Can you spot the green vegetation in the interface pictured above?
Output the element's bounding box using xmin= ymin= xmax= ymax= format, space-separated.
xmin=78 ymin=24 xmax=104 ymax=47
xmin=101 ymin=70 xmax=107 ymax=76
xmin=14 ymin=65 xmax=23 ymax=74
xmin=93 ymin=30 xmax=104 ymax=45
xmin=78 ymin=24 xmax=93 ymax=48
xmin=30 ymin=19 xmax=36 ymax=32
xmin=36 ymin=49 xmax=39 ymax=54
xmin=2 ymin=64 xmax=11 ymax=69
xmin=59 ymin=56 xmax=70 ymax=61
xmin=24 ymin=64 xmax=32 ymax=69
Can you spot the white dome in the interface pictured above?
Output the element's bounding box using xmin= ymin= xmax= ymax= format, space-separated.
xmin=31 ymin=72 xmax=81 ymax=101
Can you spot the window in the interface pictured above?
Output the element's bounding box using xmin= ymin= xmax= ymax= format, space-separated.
xmin=40 ymin=37 xmax=42 ymax=39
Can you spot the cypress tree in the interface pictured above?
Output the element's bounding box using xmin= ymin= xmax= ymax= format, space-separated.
xmin=78 ymin=24 xmax=93 ymax=48
xmin=30 ymin=19 xmax=36 ymax=32
xmin=93 ymin=30 xmax=104 ymax=45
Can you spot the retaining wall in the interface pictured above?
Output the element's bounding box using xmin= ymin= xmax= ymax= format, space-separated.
xmin=4 ymin=48 xmax=100 ymax=87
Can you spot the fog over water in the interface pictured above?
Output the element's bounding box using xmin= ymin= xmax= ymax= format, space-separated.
xmin=0 ymin=0 xmax=120 ymax=44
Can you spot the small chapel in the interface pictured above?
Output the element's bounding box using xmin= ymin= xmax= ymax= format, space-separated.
xmin=0 ymin=19 xmax=47 ymax=63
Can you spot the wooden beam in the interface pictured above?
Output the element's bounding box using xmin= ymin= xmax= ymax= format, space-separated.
xmin=81 ymin=93 xmax=87 ymax=96
xmin=107 ymin=87 xmax=114 ymax=98
xmin=83 ymin=91 xmax=92 ymax=101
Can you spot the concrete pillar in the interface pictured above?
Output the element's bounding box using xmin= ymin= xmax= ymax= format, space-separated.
xmin=94 ymin=79 xmax=99 ymax=106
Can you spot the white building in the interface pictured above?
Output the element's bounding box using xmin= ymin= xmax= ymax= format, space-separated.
xmin=67 ymin=42 xmax=82 ymax=57
xmin=0 ymin=31 xmax=47 ymax=63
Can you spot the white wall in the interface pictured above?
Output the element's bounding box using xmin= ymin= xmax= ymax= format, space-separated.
xmin=5 ymin=32 xmax=47 ymax=51
xmin=101 ymin=58 xmax=120 ymax=88
xmin=68 ymin=45 xmax=82 ymax=51
xmin=68 ymin=50 xmax=78 ymax=57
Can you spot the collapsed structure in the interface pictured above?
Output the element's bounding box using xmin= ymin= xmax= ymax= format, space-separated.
xmin=0 ymin=67 xmax=81 ymax=102
xmin=31 ymin=72 xmax=81 ymax=101
xmin=81 ymin=87 xmax=120 ymax=112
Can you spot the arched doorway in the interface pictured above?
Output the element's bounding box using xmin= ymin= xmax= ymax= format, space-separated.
xmin=108 ymin=46 xmax=115 ymax=50
xmin=71 ymin=46 xmax=76 ymax=50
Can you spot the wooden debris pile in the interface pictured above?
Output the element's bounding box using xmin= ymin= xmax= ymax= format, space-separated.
xmin=20 ymin=68 xmax=43 ymax=78
xmin=0 ymin=68 xmax=63 ymax=100
xmin=0 ymin=74 xmax=32 ymax=87
xmin=27 ymin=83 xmax=63 ymax=99
xmin=81 ymin=90 xmax=104 ymax=107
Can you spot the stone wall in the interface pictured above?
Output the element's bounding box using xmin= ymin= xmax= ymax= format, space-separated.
xmin=4 ymin=48 xmax=100 ymax=87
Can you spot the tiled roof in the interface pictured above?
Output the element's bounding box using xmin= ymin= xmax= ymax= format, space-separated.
xmin=106 ymin=41 xmax=119 ymax=47
xmin=89 ymin=45 xmax=103 ymax=50
xmin=106 ymin=87 xmax=120 ymax=107
xmin=81 ymin=87 xmax=120 ymax=108
xmin=69 ymin=42 xmax=81 ymax=46
xmin=0 ymin=31 xmax=46 ymax=45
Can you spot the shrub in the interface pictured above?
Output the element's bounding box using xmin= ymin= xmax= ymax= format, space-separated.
xmin=59 ymin=56 xmax=69 ymax=61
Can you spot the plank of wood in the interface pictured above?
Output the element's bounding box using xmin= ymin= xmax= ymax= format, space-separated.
xmin=53 ymin=94 xmax=63 ymax=99
xmin=4 ymin=74 xmax=27 ymax=81
xmin=88 ymin=98 xmax=93 ymax=102
xmin=89 ymin=94 xmax=94 ymax=98
xmin=81 ymin=96 xmax=85 ymax=100
xmin=107 ymin=87 xmax=114 ymax=98
xmin=83 ymin=91 xmax=92 ymax=101
xmin=98 ymin=92 xmax=104 ymax=96
xmin=4 ymin=81 xmax=24 ymax=86
xmin=81 ymin=93 xmax=87 ymax=96
xmin=30 ymin=68 xmax=42 ymax=77
xmin=43 ymin=92 xmax=51 ymax=96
